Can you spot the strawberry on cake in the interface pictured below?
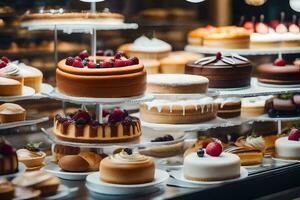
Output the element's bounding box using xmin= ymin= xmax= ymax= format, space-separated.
xmin=275 ymin=128 xmax=300 ymax=160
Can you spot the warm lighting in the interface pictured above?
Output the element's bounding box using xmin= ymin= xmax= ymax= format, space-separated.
xmin=290 ymin=0 xmax=300 ymax=12
xmin=245 ymin=0 xmax=266 ymax=6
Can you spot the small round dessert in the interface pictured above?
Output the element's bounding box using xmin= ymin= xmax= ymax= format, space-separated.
xmin=266 ymin=94 xmax=300 ymax=118
xmin=58 ymin=155 xmax=90 ymax=172
xmin=0 ymin=103 xmax=26 ymax=123
xmin=100 ymin=149 xmax=155 ymax=184
xmin=275 ymin=134 xmax=300 ymax=160
xmin=241 ymin=95 xmax=273 ymax=117
xmin=256 ymin=58 xmax=300 ymax=85
xmin=215 ymin=97 xmax=241 ymax=118
xmin=146 ymin=74 xmax=209 ymax=94
xmin=17 ymin=146 xmax=46 ymax=168
xmin=56 ymin=52 xmax=146 ymax=98
xmin=185 ymin=52 xmax=252 ymax=88
xmin=140 ymin=97 xmax=218 ymax=124
xmin=0 ymin=139 xmax=18 ymax=175
xmin=54 ymin=109 xmax=141 ymax=143
xmin=183 ymin=150 xmax=241 ymax=181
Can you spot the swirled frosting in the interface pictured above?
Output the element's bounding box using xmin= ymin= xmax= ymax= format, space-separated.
xmin=110 ymin=149 xmax=150 ymax=164
xmin=130 ymin=36 xmax=172 ymax=52
xmin=0 ymin=62 xmax=20 ymax=76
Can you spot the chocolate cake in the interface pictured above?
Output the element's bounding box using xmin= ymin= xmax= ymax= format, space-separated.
xmin=266 ymin=94 xmax=300 ymax=117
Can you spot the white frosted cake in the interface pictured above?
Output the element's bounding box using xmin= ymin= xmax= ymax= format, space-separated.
xmin=147 ymin=74 xmax=209 ymax=94
xmin=275 ymin=137 xmax=300 ymax=160
xmin=183 ymin=152 xmax=241 ymax=181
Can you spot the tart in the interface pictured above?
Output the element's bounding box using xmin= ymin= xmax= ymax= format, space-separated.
xmin=275 ymin=128 xmax=300 ymax=160
xmin=118 ymin=36 xmax=172 ymax=60
xmin=140 ymin=97 xmax=218 ymax=124
xmin=0 ymin=103 xmax=26 ymax=123
xmin=100 ymin=148 xmax=155 ymax=184
xmin=215 ymin=97 xmax=241 ymax=118
xmin=0 ymin=139 xmax=18 ymax=175
xmin=56 ymin=51 xmax=146 ymax=98
xmin=54 ymin=109 xmax=142 ymax=143
xmin=185 ymin=52 xmax=252 ymax=88
xmin=17 ymin=143 xmax=46 ymax=168
xmin=256 ymin=58 xmax=300 ymax=85
xmin=146 ymin=74 xmax=209 ymax=94
xmin=266 ymin=93 xmax=300 ymax=117
xmin=241 ymin=95 xmax=273 ymax=117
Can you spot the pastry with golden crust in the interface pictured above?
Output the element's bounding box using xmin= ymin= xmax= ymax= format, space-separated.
xmin=0 ymin=103 xmax=26 ymax=123
xmin=17 ymin=143 xmax=46 ymax=169
xmin=0 ymin=77 xmax=22 ymax=96
xmin=100 ymin=148 xmax=155 ymax=184
xmin=52 ymin=144 xmax=80 ymax=162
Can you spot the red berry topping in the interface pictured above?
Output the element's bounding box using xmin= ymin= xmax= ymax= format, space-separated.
xmin=288 ymin=128 xmax=300 ymax=141
xmin=104 ymin=49 xmax=114 ymax=56
xmin=0 ymin=60 xmax=7 ymax=68
xmin=114 ymin=53 xmax=123 ymax=59
xmin=102 ymin=109 xmax=110 ymax=117
xmin=87 ymin=61 xmax=96 ymax=68
xmin=206 ymin=142 xmax=223 ymax=157
xmin=130 ymin=57 xmax=139 ymax=65
xmin=274 ymin=58 xmax=286 ymax=66
xmin=65 ymin=57 xmax=75 ymax=66
xmin=74 ymin=56 xmax=82 ymax=61
xmin=1 ymin=56 xmax=10 ymax=63
xmin=109 ymin=108 xmax=124 ymax=122
xmin=72 ymin=110 xmax=91 ymax=122
xmin=72 ymin=59 xmax=83 ymax=68
xmin=216 ymin=52 xmax=222 ymax=60
xmin=96 ymin=50 xmax=104 ymax=56
xmin=243 ymin=21 xmax=254 ymax=31
xmin=114 ymin=59 xmax=126 ymax=67
xmin=255 ymin=22 xmax=269 ymax=34
xmin=102 ymin=61 xmax=113 ymax=68
xmin=124 ymin=59 xmax=134 ymax=66
xmin=79 ymin=50 xmax=89 ymax=59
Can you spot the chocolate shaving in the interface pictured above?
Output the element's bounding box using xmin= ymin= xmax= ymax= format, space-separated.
xmin=222 ymin=57 xmax=236 ymax=65
xmin=194 ymin=57 xmax=216 ymax=66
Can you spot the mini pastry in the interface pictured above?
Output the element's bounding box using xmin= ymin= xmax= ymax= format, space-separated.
xmin=100 ymin=148 xmax=155 ymax=184
xmin=0 ymin=178 xmax=14 ymax=200
xmin=146 ymin=74 xmax=209 ymax=94
xmin=275 ymin=128 xmax=300 ymax=160
xmin=58 ymin=155 xmax=90 ymax=172
xmin=140 ymin=97 xmax=218 ymax=124
xmin=0 ymin=77 xmax=22 ymax=96
xmin=17 ymin=143 xmax=46 ymax=168
xmin=215 ymin=97 xmax=241 ymax=118
xmin=140 ymin=59 xmax=160 ymax=74
xmin=266 ymin=94 xmax=300 ymax=117
xmin=0 ymin=138 xmax=18 ymax=175
xmin=52 ymin=144 xmax=80 ymax=162
xmin=185 ymin=52 xmax=252 ymax=88
xmin=0 ymin=103 xmax=26 ymax=123
xmin=160 ymin=51 xmax=203 ymax=74
xmin=118 ymin=36 xmax=172 ymax=59
xmin=183 ymin=142 xmax=241 ymax=181
xmin=12 ymin=171 xmax=60 ymax=197
xmin=241 ymin=95 xmax=273 ymax=117
xmin=256 ymin=58 xmax=300 ymax=85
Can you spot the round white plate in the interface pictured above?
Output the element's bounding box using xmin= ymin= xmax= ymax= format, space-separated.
xmin=43 ymin=161 xmax=93 ymax=180
xmin=257 ymin=81 xmax=300 ymax=88
xmin=43 ymin=185 xmax=74 ymax=200
xmin=157 ymin=157 xmax=183 ymax=171
xmin=0 ymin=86 xmax=35 ymax=101
xmin=170 ymin=167 xmax=248 ymax=185
xmin=271 ymin=157 xmax=300 ymax=163
xmin=2 ymin=163 xmax=26 ymax=179
xmin=86 ymin=169 xmax=169 ymax=195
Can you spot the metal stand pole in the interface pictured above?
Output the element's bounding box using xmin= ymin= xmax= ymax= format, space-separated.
xmin=278 ymin=120 xmax=282 ymax=135
xmin=96 ymin=104 xmax=103 ymax=124
xmin=54 ymin=25 xmax=58 ymax=65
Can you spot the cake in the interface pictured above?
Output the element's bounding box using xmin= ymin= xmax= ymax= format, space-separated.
xmin=185 ymin=52 xmax=252 ymax=88
xmin=140 ymin=59 xmax=160 ymax=74
xmin=256 ymin=58 xmax=300 ymax=85
xmin=159 ymin=51 xmax=203 ymax=74
xmin=146 ymin=74 xmax=209 ymax=94
xmin=118 ymin=36 xmax=172 ymax=60
xmin=275 ymin=128 xmax=300 ymax=160
xmin=100 ymin=148 xmax=155 ymax=184
xmin=56 ymin=51 xmax=146 ymax=98
xmin=265 ymin=93 xmax=300 ymax=117
xmin=241 ymin=95 xmax=273 ymax=117
xmin=52 ymin=144 xmax=80 ymax=162
xmin=140 ymin=97 xmax=218 ymax=124
xmin=54 ymin=109 xmax=141 ymax=143
xmin=0 ymin=77 xmax=22 ymax=96
xmin=183 ymin=142 xmax=241 ymax=181
xmin=0 ymin=103 xmax=26 ymax=123
xmin=17 ymin=143 xmax=46 ymax=169
xmin=0 ymin=139 xmax=18 ymax=175
xmin=188 ymin=26 xmax=250 ymax=49
xmin=215 ymin=97 xmax=241 ymax=118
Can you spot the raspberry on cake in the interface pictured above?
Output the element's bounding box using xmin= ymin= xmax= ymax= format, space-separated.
xmin=275 ymin=128 xmax=300 ymax=160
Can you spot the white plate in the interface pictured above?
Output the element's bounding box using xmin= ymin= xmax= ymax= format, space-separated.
xmin=170 ymin=167 xmax=248 ymax=185
xmin=43 ymin=162 xmax=93 ymax=180
xmin=257 ymin=82 xmax=300 ymax=88
xmin=243 ymin=164 xmax=262 ymax=169
xmin=0 ymin=117 xmax=49 ymax=130
xmin=43 ymin=185 xmax=75 ymax=200
xmin=86 ymin=169 xmax=169 ymax=195
xmin=2 ymin=163 xmax=26 ymax=179
xmin=41 ymin=83 xmax=54 ymax=94
xmin=0 ymin=86 xmax=35 ymax=101
xmin=271 ymin=157 xmax=300 ymax=163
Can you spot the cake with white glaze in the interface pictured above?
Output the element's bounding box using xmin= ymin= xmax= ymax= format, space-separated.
xmin=147 ymin=74 xmax=209 ymax=94
xmin=275 ymin=128 xmax=300 ymax=160
xmin=214 ymin=97 xmax=241 ymax=118
xmin=139 ymin=97 xmax=218 ymax=124
xmin=183 ymin=142 xmax=241 ymax=181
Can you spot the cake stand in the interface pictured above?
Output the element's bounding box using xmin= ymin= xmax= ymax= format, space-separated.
xmin=0 ymin=117 xmax=49 ymax=130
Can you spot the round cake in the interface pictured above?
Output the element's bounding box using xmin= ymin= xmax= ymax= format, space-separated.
xmin=185 ymin=52 xmax=252 ymax=88
xmin=100 ymin=149 xmax=155 ymax=184
xmin=146 ymin=74 xmax=209 ymax=94
xmin=140 ymin=97 xmax=218 ymax=124
xmin=56 ymin=51 xmax=146 ymax=98
xmin=241 ymin=96 xmax=273 ymax=117
xmin=275 ymin=136 xmax=300 ymax=160
xmin=183 ymin=152 xmax=241 ymax=181
xmin=215 ymin=97 xmax=241 ymax=118
xmin=256 ymin=58 xmax=300 ymax=85
xmin=54 ymin=109 xmax=141 ymax=143
xmin=0 ymin=103 xmax=26 ymax=123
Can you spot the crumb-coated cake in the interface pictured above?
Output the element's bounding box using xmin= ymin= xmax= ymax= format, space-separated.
xmin=140 ymin=97 xmax=218 ymax=124
xmin=183 ymin=142 xmax=241 ymax=181
xmin=256 ymin=58 xmax=300 ymax=85
xmin=54 ymin=109 xmax=141 ymax=143
xmin=100 ymin=148 xmax=155 ymax=184
xmin=0 ymin=138 xmax=18 ymax=175
xmin=215 ymin=97 xmax=241 ymax=118
xmin=146 ymin=74 xmax=209 ymax=94
xmin=185 ymin=52 xmax=252 ymax=88
xmin=275 ymin=128 xmax=300 ymax=160
xmin=266 ymin=93 xmax=300 ymax=117
xmin=56 ymin=51 xmax=146 ymax=98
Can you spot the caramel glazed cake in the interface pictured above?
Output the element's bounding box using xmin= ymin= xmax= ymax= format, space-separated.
xmin=140 ymin=97 xmax=218 ymax=124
